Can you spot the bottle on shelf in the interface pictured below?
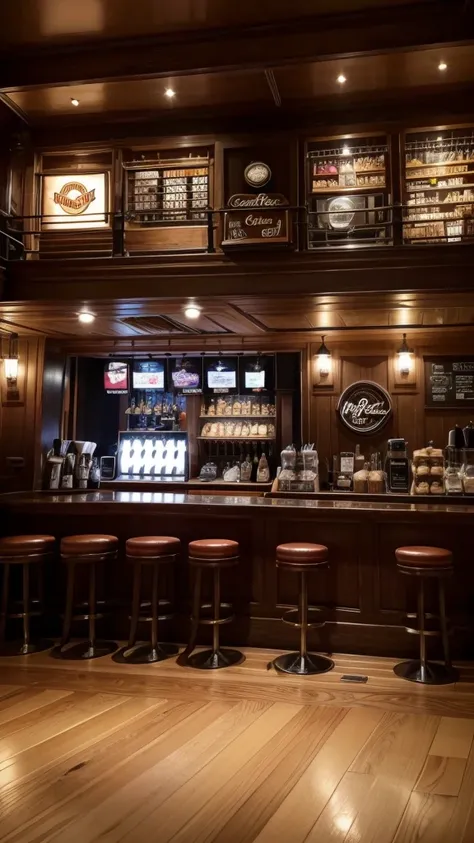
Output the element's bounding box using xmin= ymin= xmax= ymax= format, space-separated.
xmin=240 ymin=453 xmax=252 ymax=482
xmin=257 ymin=452 xmax=270 ymax=483
xmin=250 ymin=445 xmax=259 ymax=482
xmin=354 ymin=444 xmax=365 ymax=473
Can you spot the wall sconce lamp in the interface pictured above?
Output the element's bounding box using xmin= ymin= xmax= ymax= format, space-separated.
xmin=397 ymin=333 xmax=413 ymax=376
xmin=3 ymin=333 xmax=19 ymax=387
xmin=316 ymin=335 xmax=331 ymax=377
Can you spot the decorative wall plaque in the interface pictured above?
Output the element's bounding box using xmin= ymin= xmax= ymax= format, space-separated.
xmin=337 ymin=381 xmax=392 ymax=434
xmin=222 ymin=193 xmax=290 ymax=246
xmin=244 ymin=162 xmax=272 ymax=188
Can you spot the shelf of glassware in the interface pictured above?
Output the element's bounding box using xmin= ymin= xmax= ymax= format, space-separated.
xmin=117 ymin=430 xmax=188 ymax=480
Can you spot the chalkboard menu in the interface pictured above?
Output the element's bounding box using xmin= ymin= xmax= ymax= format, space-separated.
xmin=425 ymin=357 xmax=474 ymax=407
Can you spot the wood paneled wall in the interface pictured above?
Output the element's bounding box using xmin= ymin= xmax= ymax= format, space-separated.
xmin=307 ymin=334 xmax=474 ymax=476
xmin=0 ymin=336 xmax=45 ymax=492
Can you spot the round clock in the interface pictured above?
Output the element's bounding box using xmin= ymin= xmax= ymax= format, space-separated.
xmin=244 ymin=161 xmax=272 ymax=188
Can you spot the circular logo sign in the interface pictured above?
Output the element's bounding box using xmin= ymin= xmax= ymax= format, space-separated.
xmin=53 ymin=181 xmax=96 ymax=216
xmin=244 ymin=162 xmax=271 ymax=188
xmin=337 ymin=381 xmax=392 ymax=434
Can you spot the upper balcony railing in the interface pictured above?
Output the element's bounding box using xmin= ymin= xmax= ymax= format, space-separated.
xmin=1 ymin=202 xmax=474 ymax=263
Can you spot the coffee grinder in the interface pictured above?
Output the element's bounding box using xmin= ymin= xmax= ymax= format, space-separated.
xmin=385 ymin=438 xmax=409 ymax=493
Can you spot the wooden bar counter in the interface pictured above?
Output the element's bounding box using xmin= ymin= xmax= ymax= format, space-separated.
xmin=1 ymin=491 xmax=473 ymax=658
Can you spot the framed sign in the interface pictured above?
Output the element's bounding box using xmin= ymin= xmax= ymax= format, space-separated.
xmin=425 ymin=357 xmax=474 ymax=407
xmin=104 ymin=362 xmax=128 ymax=394
xmin=42 ymin=173 xmax=108 ymax=230
xmin=222 ymin=193 xmax=290 ymax=246
xmin=337 ymin=381 xmax=392 ymax=434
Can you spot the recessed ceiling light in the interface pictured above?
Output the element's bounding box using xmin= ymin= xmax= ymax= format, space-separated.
xmin=337 ymin=74 xmax=346 ymax=85
xmin=164 ymin=88 xmax=176 ymax=99
xmin=342 ymin=145 xmax=350 ymax=155
xmin=71 ymin=98 xmax=80 ymax=107
xmin=438 ymin=61 xmax=447 ymax=72
xmin=437 ymin=135 xmax=443 ymax=141
xmin=184 ymin=305 xmax=201 ymax=319
xmin=78 ymin=311 xmax=95 ymax=324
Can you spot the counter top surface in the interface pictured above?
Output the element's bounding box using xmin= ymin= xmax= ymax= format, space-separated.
xmin=2 ymin=490 xmax=474 ymax=514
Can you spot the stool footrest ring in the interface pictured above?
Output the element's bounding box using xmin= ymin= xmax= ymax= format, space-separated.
xmin=282 ymin=606 xmax=325 ymax=629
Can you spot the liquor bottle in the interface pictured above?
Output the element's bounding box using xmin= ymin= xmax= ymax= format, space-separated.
xmin=250 ymin=445 xmax=259 ymax=482
xmin=354 ymin=444 xmax=365 ymax=473
xmin=257 ymin=452 xmax=270 ymax=483
xmin=240 ymin=453 xmax=252 ymax=482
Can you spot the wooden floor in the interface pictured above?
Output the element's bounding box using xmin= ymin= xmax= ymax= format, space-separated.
xmin=1 ymin=647 xmax=474 ymax=842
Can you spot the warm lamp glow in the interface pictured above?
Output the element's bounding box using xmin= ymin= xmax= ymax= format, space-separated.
xmin=316 ymin=335 xmax=331 ymax=377
xmin=4 ymin=357 xmax=18 ymax=383
xmin=397 ymin=333 xmax=413 ymax=375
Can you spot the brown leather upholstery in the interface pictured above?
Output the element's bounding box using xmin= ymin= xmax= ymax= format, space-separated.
xmin=396 ymin=546 xmax=453 ymax=568
xmin=61 ymin=534 xmax=118 ymax=558
xmin=0 ymin=534 xmax=55 ymax=559
xmin=188 ymin=539 xmax=239 ymax=560
xmin=126 ymin=536 xmax=180 ymax=558
xmin=276 ymin=542 xmax=328 ymax=566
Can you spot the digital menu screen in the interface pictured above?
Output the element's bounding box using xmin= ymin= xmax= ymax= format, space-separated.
xmin=132 ymin=360 xmax=165 ymax=390
xmin=170 ymin=358 xmax=202 ymax=393
xmin=104 ymin=361 xmax=129 ymax=394
xmin=240 ymin=355 xmax=274 ymax=393
xmin=204 ymin=357 xmax=238 ymax=392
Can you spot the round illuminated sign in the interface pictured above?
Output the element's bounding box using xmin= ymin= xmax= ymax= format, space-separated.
xmin=337 ymin=381 xmax=392 ymax=434
xmin=53 ymin=181 xmax=96 ymax=216
xmin=244 ymin=162 xmax=271 ymax=188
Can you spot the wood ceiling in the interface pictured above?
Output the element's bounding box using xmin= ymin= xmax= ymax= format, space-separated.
xmin=1 ymin=291 xmax=474 ymax=346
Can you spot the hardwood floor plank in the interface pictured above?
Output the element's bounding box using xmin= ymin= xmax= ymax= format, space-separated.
xmin=414 ymin=755 xmax=467 ymax=796
xmin=110 ymin=701 xmax=299 ymax=843
xmin=446 ymin=740 xmax=474 ymax=842
xmin=392 ymin=792 xmax=456 ymax=843
xmin=177 ymin=706 xmax=346 ymax=843
xmin=0 ymin=689 xmax=73 ymax=731
xmin=1 ymin=700 xmax=233 ymax=843
xmin=253 ymin=708 xmax=383 ymax=843
xmin=428 ymin=717 xmax=474 ymax=759
xmin=303 ymin=771 xmax=376 ymax=842
xmin=0 ymin=692 xmax=128 ymax=765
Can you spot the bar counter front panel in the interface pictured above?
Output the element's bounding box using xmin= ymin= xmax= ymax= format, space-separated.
xmin=2 ymin=492 xmax=473 ymax=658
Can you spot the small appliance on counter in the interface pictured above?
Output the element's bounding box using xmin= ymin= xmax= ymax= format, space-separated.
xmin=276 ymin=445 xmax=319 ymax=492
xmin=385 ymin=438 xmax=410 ymax=493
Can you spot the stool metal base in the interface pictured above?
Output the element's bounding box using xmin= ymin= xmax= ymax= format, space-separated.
xmin=394 ymin=659 xmax=458 ymax=685
xmin=273 ymin=652 xmax=334 ymax=676
xmin=51 ymin=640 xmax=118 ymax=661
xmin=112 ymin=642 xmax=179 ymax=665
xmin=187 ymin=648 xmax=244 ymax=670
xmin=0 ymin=638 xmax=53 ymax=657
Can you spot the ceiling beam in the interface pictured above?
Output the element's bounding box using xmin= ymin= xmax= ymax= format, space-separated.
xmin=0 ymin=2 xmax=472 ymax=92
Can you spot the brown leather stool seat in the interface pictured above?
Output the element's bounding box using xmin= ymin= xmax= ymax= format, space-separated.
xmin=394 ymin=545 xmax=457 ymax=685
xmin=56 ymin=534 xmax=119 ymax=661
xmin=188 ymin=539 xmax=239 ymax=564
xmin=61 ymin=534 xmax=118 ymax=559
xmin=0 ymin=535 xmax=55 ymax=656
xmin=273 ymin=542 xmax=333 ymax=676
xmin=114 ymin=536 xmax=180 ymax=665
xmin=183 ymin=539 xmax=243 ymax=670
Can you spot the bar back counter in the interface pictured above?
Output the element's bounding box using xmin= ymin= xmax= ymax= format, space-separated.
xmin=1 ymin=490 xmax=473 ymax=658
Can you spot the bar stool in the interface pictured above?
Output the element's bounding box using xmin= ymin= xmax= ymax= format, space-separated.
xmin=113 ymin=536 xmax=180 ymax=664
xmin=0 ymin=535 xmax=55 ymax=656
xmin=272 ymin=542 xmax=334 ymax=676
xmin=185 ymin=539 xmax=244 ymax=670
xmin=394 ymin=545 xmax=457 ymax=685
xmin=55 ymin=534 xmax=119 ymax=660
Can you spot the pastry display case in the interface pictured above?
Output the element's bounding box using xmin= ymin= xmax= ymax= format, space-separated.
xmin=306 ymin=135 xmax=392 ymax=248
xmin=403 ymin=128 xmax=474 ymax=244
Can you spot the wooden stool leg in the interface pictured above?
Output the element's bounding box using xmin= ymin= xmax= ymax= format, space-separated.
xmin=21 ymin=562 xmax=30 ymax=654
xmin=212 ymin=567 xmax=220 ymax=655
xmin=151 ymin=562 xmax=159 ymax=654
xmin=0 ymin=564 xmax=9 ymax=643
xmin=61 ymin=563 xmax=75 ymax=648
xmin=128 ymin=562 xmax=141 ymax=649
xmin=418 ymin=578 xmax=427 ymax=676
xmin=438 ymin=578 xmax=452 ymax=670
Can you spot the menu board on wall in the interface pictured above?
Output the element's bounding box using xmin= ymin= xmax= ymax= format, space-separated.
xmin=425 ymin=357 xmax=474 ymax=407
xmin=42 ymin=173 xmax=108 ymax=230
xmin=204 ymin=357 xmax=238 ymax=393
xmin=132 ymin=360 xmax=165 ymax=390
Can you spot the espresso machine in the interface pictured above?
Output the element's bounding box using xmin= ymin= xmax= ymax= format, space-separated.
xmin=385 ymin=438 xmax=409 ymax=493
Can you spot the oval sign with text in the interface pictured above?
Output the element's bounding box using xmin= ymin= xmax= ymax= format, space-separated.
xmin=337 ymin=380 xmax=392 ymax=435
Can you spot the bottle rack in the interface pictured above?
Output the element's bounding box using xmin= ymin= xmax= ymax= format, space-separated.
xmin=404 ymin=130 xmax=474 ymax=243
xmin=124 ymin=157 xmax=210 ymax=224
xmin=306 ymin=137 xmax=391 ymax=249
